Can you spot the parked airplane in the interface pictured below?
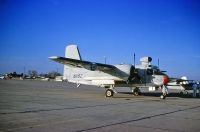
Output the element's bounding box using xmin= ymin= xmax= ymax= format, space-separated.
xmin=167 ymin=76 xmax=194 ymax=95
xmin=49 ymin=45 xmax=169 ymax=99
xmin=0 ymin=75 xmax=5 ymax=79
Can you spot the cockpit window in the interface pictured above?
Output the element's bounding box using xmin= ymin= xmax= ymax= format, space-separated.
xmin=153 ymin=70 xmax=166 ymax=75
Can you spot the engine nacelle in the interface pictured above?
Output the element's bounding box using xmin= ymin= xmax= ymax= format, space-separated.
xmin=152 ymin=75 xmax=169 ymax=86
xmin=115 ymin=64 xmax=135 ymax=80
xmin=140 ymin=56 xmax=152 ymax=67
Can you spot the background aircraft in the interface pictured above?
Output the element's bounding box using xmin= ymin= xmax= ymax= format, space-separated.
xmin=167 ymin=76 xmax=195 ymax=95
xmin=49 ymin=45 xmax=169 ymax=99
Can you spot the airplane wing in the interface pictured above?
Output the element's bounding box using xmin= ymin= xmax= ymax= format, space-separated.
xmin=49 ymin=56 xmax=116 ymax=71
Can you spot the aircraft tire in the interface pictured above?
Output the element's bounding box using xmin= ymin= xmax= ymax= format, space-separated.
xmin=106 ymin=89 xmax=114 ymax=97
xmin=160 ymin=95 xmax=166 ymax=99
xmin=179 ymin=91 xmax=183 ymax=97
xmin=183 ymin=90 xmax=189 ymax=95
xmin=179 ymin=91 xmax=189 ymax=97
xmin=134 ymin=92 xmax=139 ymax=96
xmin=133 ymin=87 xmax=141 ymax=96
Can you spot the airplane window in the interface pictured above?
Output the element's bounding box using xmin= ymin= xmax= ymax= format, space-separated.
xmin=153 ymin=70 xmax=165 ymax=75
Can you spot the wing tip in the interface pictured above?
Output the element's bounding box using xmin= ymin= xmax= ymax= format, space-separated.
xmin=49 ymin=56 xmax=59 ymax=60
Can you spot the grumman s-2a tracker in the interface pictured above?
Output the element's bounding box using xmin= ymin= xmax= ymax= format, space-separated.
xmin=49 ymin=45 xmax=169 ymax=99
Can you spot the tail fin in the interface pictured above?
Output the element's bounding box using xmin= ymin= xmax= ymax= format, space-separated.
xmin=63 ymin=45 xmax=81 ymax=80
xmin=65 ymin=45 xmax=82 ymax=60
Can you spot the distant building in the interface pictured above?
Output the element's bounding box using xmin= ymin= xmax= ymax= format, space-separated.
xmin=55 ymin=76 xmax=63 ymax=82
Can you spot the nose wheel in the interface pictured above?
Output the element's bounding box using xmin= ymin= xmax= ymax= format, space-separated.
xmin=160 ymin=94 xmax=166 ymax=99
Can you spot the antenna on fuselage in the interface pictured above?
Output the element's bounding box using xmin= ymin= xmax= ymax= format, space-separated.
xmin=134 ymin=53 xmax=136 ymax=67
xmin=104 ymin=56 xmax=107 ymax=64
xmin=158 ymin=58 xmax=160 ymax=68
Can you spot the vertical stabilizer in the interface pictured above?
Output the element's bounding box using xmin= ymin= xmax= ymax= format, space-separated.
xmin=63 ymin=45 xmax=82 ymax=80
xmin=65 ymin=45 xmax=82 ymax=60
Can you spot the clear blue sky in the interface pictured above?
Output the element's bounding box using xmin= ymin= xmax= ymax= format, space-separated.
xmin=0 ymin=0 xmax=200 ymax=79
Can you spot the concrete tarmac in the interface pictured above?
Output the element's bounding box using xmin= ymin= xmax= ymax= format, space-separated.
xmin=0 ymin=80 xmax=200 ymax=132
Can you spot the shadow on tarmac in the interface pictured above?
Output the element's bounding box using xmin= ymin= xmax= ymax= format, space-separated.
xmin=117 ymin=92 xmax=200 ymax=99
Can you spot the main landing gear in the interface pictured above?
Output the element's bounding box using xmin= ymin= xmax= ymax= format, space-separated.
xmin=131 ymin=87 xmax=141 ymax=96
xmin=105 ymin=89 xmax=114 ymax=97
xmin=105 ymin=87 xmax=142 ymax=97
xmin=105 ymin=85 xmax=115 ymax=97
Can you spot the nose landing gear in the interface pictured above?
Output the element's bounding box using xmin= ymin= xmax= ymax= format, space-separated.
xmin=160 ymin=94 xmax=166 ymax=99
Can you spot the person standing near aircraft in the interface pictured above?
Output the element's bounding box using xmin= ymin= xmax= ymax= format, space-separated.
xmin=160 ymin=85 xmax=168 ymax=99
xmin=192 ymin=82 xmax=198 ymax=97
xmin=197 ymin=81 xmax=200 ymax=97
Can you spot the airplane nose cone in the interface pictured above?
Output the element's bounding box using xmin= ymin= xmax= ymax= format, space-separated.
xmin=163 ymin=75 xmax=169 ymax=85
